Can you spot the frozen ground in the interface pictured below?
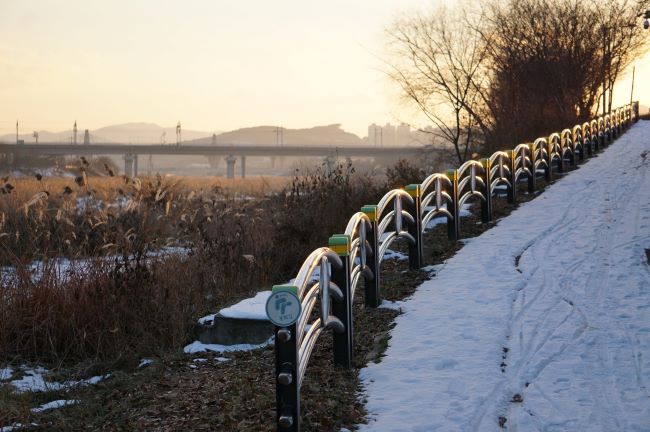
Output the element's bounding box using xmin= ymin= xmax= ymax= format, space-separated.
xmin=7 ymin=366 xmax=110 ymax=393
xmin=357 ymin=122 xmax=650 ymax=431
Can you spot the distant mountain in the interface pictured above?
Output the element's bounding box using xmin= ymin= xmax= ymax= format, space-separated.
xmin=92 ymin=123 xmax=212 ymax=144
xmin=189 ymin=124 xmax=363 ymax=146
xmin=0 ymin=122 xmax=364 ymax=146
xmin=0 ymin=122 xmax=215 ymax=144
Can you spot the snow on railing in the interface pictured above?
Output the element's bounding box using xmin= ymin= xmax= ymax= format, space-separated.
xmin=271 ymin=102 xmax=639 ymax=432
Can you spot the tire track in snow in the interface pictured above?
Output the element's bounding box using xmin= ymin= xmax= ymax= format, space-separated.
xmin=489 ymin=140 xmax=645 ymax=430
xmin=356 ymin=124 xmax=650 ymax=432
xmin=503 ymin=137 xmax=650 ymax=431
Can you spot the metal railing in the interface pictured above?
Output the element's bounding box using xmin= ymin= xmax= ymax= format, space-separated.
xmin=272 ymin=102 xmax=639 ymax=431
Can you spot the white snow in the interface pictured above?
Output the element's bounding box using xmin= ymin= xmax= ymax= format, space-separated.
xmin=382 ymin=249 xmax=408 ymax=261
xmin=138 ymin=359 xmax=153 ymax=368
xmin=9 ymin=367 xmax=110 ymax=393
xmin=198 ymin=290 xmax=273 ymax=325
xmin=357 ymin=122 xmax=650 ymax=431
xmin=218 ymin=290 xmax=272 ymax=320
xmin=424 ymin=203 xmax=472 ymax=230
xmin=31 ymin=399 xmax=79 ymax=413
xmin=1 ymin=246 xmax=189 ymax=285
xmin=0 ymin=423 xmax=38 ymax=431
xmin=0 ymin=366 xmax=13 ymax=380
xmin=183 ymin=337 xmax=273 ymax=354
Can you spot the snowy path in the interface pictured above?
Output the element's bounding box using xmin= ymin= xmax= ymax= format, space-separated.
xmin=358 ymin=121 xmax=650 ymax=431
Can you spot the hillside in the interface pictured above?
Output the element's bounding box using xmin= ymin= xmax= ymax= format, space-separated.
xmin=188 ymin=124 xmax=363 ymax=146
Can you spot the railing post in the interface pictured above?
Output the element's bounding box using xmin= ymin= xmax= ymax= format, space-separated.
xmin=446 ymin=169 xmax=460 ymax=240
xmin=607 ymin=118 xmax=613 ymax=142
xmin=557 ymin=139 xmax=565 ymax=173
xmin=598 ymin=125 xmax=605 ymax=150
xmin=480 ymin=158 xmax=492 ymax=223
xmin=405 ymin=184 xmax=423 ymax=270
xmin=566 ymin=137 xmax=575 ymax=167
xmin=361 ymin=205 xmax=381 ymax=308
xmin=544 ymin=140 xmax=552 ymax=182
xmin=328 ymin=235 xmax=352 ymax=368
xmin=273 ymin=285 xmax=300 ymax=432
xmin=528 ymin=143 xmax=536 ymax=193
xmin=508 ymin=150 xmax=516 ymax=204
xmin=577 ymin=136 xmax=585 ymax=161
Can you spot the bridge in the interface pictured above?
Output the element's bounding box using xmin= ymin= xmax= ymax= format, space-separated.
xmin=0 ymin=142 xmax=433 ymax=178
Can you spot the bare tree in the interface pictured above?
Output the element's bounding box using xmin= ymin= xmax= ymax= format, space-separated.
xmin=594 ymin=0 xmax=650 ymax=115
xmin=480 ymin=0 xmax=606 ymax=149
xmin=386 ymin=5 xmax=490 ymax=164
xmin=386 ymin=0 xmax=649 ymax=159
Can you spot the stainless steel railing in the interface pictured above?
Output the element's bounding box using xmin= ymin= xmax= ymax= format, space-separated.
xmin=272 ymin=102 xmax=639 ymax=432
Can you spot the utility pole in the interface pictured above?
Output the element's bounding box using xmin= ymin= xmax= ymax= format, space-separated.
xmin=602 ymin=26 xmax=608 ymax=117
xmin=276 ymin=126 xmax=284 ymax=146
xmin=630 ymin=65 xmax=635 ymax=105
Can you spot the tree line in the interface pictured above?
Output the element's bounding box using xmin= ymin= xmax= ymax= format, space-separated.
xmin=387 ymin=0 xmax=649 ymax=163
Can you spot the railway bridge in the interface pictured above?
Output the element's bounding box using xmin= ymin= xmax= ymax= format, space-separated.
xmin=0 ymin=142 xmax=436 ymax=178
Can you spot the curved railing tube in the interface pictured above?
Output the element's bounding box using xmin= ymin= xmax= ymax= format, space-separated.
xmin=560 ymin=129 xmax=575 ymax=167
xmin=488 ymin=151 xmax=514 ymax=204
xmin=272 ymin=103 xmax=639 ymax=432
xmin=274 ymin=247 xmax=344 ymax=432
xmin=344 ymin=212 xmax=373 ymax=301
xmin=572 ymin=125 xmax=585 ymax=161
xmin=375 ymin=189 xmax=416 ymax=263
xmin=420 ymin=173 xmax=455 ymax=234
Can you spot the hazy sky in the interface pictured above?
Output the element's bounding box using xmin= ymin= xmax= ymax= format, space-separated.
xmin=0 ymin=0 xmax=648 ymax=138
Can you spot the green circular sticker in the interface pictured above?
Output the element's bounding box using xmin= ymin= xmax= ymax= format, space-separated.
xmin=266 ymin=291 xmax=301 ymax=327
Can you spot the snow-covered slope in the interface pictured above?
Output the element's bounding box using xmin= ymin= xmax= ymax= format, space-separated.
xmin=357 ymin=121 xmax=650 ymax=431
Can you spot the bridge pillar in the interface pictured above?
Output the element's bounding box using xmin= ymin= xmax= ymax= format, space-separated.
xmin=226 ymin=155 xmax=237 ymax=179
xmin=133 ymin=154 xmax=139 ymax=177
xmin=124 ymin=153 xmax=135 ymax=177
xmin=241 ymin=156 xmax=246 ymax=178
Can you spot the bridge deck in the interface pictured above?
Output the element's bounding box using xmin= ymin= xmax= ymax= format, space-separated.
xmin=0 ymin=143 xmax=430 ymax=158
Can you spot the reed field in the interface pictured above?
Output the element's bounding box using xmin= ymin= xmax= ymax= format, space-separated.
xmin=0 ymin=160 xmax=409 ymax=367
xmin=0 ymin=157 xmax=547 ymax=430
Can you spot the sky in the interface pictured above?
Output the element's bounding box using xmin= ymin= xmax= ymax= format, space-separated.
xmin=0 ymin=0 xmax=648 ymax=138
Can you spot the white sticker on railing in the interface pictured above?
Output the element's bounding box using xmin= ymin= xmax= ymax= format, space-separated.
xmin=266 ymin=291 xmax=302 ymax=327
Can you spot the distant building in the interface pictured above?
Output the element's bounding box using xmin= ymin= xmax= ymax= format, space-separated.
xmin=368 ymin=123 xmax=382 ymax=147
xmin=83 ymin=129 xmax=90 ymax=145
xmin=382 ymin=123 xmax=396 ymax=147
xmin=368 ymin=122 xmax=413 ymax=146
xmin=396 ymin=123 xmax=412 ymax=146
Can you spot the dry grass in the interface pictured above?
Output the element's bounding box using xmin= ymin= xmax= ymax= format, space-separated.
xmin=0 ymin=153 xmax=565 ymax=431
xmin=0 ymin=161 xmax=385 ymax=367
xmin=0 ymin=177 xmax=545 ymax=432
